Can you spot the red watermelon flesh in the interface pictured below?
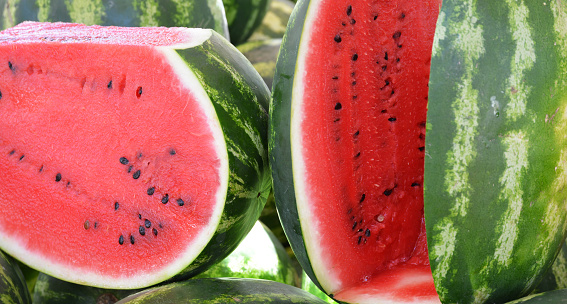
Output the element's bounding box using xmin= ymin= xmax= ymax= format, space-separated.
xmin=0 ymin=23 xmax=231 ymax=288
xmin=292 ymin=1 xmax=440 ymax=302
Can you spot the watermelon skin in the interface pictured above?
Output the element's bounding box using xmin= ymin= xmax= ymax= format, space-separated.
xmin=32 ymin=273 xmax=143 ymax=304
xmin=425 ymin=0 xmax=567 ymax=303
xmin=0 ymin=251 xmax=31 ymax=304
xmin=223 ymin=0 xmax=271 ymax=45
xmin=0 ymin=0 xmax=230 ymax=40
xmin=505 ymin=289 xmax=567 ymax=304
xmin=534 ymin=241 xmax=567 ymax=293
xmin=115 ymin=278 xmax=329 ymax=304
xmin=0 ymin=22 xmax=270 ymax=289
xmin=269 ymin=0 xmax=316 ymax=292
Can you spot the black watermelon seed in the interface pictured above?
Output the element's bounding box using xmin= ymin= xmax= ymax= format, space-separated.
xmin=0 ymin=90 xmax=3 ymax=99
xmin=352 ymin=81 xmax=357 ymax=86
xmin=139 ymin=226 xmax=146 ymax=236
xmin=365 ymin=229 xmax=371 ymax=237
xmin=128 ymin=165 xmax=133 ymax=173
xmin=153 ymin=228 xmax=158 ymax=236
xmin=132 ymin=170 xmax=141 ymax=179
xmin=346 ymin=5 xmax=352 ymax=16
xmin=161 ymin=194 xmax=169 ymax=204
xmin=385 ymin=79 xmax=390 ymax=86
xmin=352 ymin=95 xmax=358 ymax=100
xmin=335 ymin=103 xmax=342 ymax=110
xmin=9 ymin=150 xmax=15 ymax=155
xmin=350 ymin=18 xmax=356 ymax=24
xmin=400 ymin=12 xmax=406 ymax=19
xmin=19 ymin=154 xmax=24 ymax=161
xmin=352 ymin=53 xmax=358 ymax=61
xmin=8 ymin=61 xmax=13 ymax=71
xmin=55 ymin=173 xmax=62 ymax=182
xmin=176 ymin=198 xmax=185 ymax=206
xmin=145 ymin=219 xmax=151 ymax=228
xmin=119 ymin=235 xmax=124 ymax=245
xmin=384 ymin=188 xmax=393 ymax=196
xmin=138 ymin=213 xmax=142 ymax=219
xmin=94 ymin=222 xmax=98 ymax=229
xmin=358 ymin=228 xmax=363 ymax=232
xmin=130 ymin=235 xmax=135 ymax=244
xmin=332 ymin=76 xmax=339 ymax=80
xmin=169 ymin=149 xmax=176 ymax=155
xmin=374 ymin=15 xmax=378 ymax=20
xmin=84 ymin=220 xmax=90 ymax=229
xmin=384 ymin=52 xmax=388 ymax=60
xmin=382 ymin=65 xmax=387 ymax=71
xmin=136 ymin=86 xmax=142 ymax=98
xmin=107 ymin=80 xmax=112 ymax=89
xmin=354 ymin=130 xmax=360 ymax=137
xmin=388 ymin=117 xmax=397 ymax=122
xmin=119 ymin=157 xmax=129 ymax=165
xmin=39 ymin=165 xmax=43 ymax=172
xmin=393 ymin=31 xmax=401 ymax=39
xmin=359 ymin=193 xmax=365 ymax=203
xmin=352 ymin=221 xmax=357 ymax=230
xmin=357 ymin=236 xmax=362 ymax=244
xmin=147 ymin=187 xmax=155 ymax=195
xmin=355 ymin=152 xmax=361 ymax=159
xmin=114 ymin=202 xmax=119 ymax=210
xmin=411 ymin=182 xmax=420 ymax=187
xmin=334 ymin=34 xmax=342 ymax=43
xmin=419 ymin=146 xmax=425 ymax=151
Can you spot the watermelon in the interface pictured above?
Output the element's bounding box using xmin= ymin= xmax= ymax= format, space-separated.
xmin=195 ymin=221 xmax=299 ymax=286
xmin=0 ymin=251 xmax=31 ymax=304
xmin=534 ymin=240 xmax=567 ymax=293
xmin=0 ymin=0 xmax=230 ymax=40
xmin=269 ymin=0 xmax=567 ymax=303
xmin=223 ymin=0 xmax=271 ymax=45
xmin=301 ymin=271 xmax=336 ymax=304
xmin=32 ymin=273 xmax=142 ymax=304
xmin=506 ymin=289 xmax=567 ymax=304
xmin=115 ymin=278 xmax=329 ymax=304
xmin=0 ymin=21 xmax=271 ymax=289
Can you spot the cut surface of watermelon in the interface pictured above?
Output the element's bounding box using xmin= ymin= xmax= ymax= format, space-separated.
xmin=0 ymin=22 xmax=269 ymax=289
xmin=286 ymin=0 xmax=439 ymax=302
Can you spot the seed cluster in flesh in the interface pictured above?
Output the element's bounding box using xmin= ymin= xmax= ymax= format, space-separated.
xmin=298 ymin=0 xmax=438 ymax=291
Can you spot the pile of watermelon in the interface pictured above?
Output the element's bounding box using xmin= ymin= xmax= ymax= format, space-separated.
xmin=1 ymin=0 xmax=567 ymax=303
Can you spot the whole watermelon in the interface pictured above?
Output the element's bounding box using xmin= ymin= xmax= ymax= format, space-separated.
xmin=269 ymin=0 xmax=567 ymax=303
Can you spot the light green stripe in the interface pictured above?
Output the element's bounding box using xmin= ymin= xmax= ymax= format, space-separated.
xmin=2 ymin=1 xmax=18 ymax=29
xmin=503 ymin=0 xmax=535 ymax=121
xmin=37 ymin=0 xmax=50 ymax=22
xmin=493 ymin=131 xmax=529 ymax=266
xmin=135 ymin=0 xmax=160 ymax=27
xmin=65 ymin=0 xmax=104 ymax=25
xmin=432 ymin=11 xmax=446 ymax=58
xmin=551 ymin=248 xmax=567 ymax=289
xmin=430 ymin=219 xmax=458 ymax=299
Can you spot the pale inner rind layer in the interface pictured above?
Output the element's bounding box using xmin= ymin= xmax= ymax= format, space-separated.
xmin=0 ymin=27 xmax=228 ymax=289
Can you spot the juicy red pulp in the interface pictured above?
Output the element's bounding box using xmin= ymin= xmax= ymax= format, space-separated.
xmin=300 ymin=0 xmax=439 ymax=299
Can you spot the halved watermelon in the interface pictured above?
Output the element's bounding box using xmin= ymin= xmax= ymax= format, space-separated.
xmin=269 ymin=0 xmax=567 ymax=303
xmin=0 ymin=21 xmax=271 ymax=289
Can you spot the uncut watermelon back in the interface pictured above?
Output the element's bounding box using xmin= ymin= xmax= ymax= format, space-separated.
xmin=0 ymin=22 xmax=270 ymax=289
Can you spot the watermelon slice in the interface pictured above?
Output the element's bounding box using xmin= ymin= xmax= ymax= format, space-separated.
xmin=0 ymin=22 xmax=271 ymax=289
xmin=270 ymin=0 xmax=567 ymax=303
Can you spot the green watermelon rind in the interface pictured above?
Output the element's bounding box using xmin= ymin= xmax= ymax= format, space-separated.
xmin=424 ymin=0 xmax=567 ymax=303
xmin=115 ymin=278 xmax=329 ymax=304
xmin=0 ymin=0 xmax=230 ymax=40
xmin=0 ymin=251 xmax=31 ymax=304
xmin=223 ymin=0 xmax=272 ymax=45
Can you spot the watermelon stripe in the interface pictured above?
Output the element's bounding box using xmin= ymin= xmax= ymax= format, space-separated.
xmin=426 ymin=0 xmax=567 ymax=303
xmin=65 ymin=0 xmax=105 ymax=25
xmin=134 ymin=0 xmax=160 ymax=26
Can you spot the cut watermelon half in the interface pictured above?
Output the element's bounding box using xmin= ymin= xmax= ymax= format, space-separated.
xmin=270 ymin=0 xmax=440 ymax=303
xmin=0 ymin=22 xmax=271 ymax=289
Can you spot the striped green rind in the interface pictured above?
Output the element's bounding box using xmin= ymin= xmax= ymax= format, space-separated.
xmin=506 ymin=289 xmax=567 ymax=304
xmin=169 ymin=30 xmax=271 ymax=280
xmin=0 ymin=0 xmax=229 ymax=39
xmin=425 ymin=0 xmax=567 ymax=303
xmin=194 ymin=221 xmax=299 ymax=286
xmin=115 ymin=278 xmax=329 ymax=304
xmin=269 ymin=0 xmax=322 ymax=294
xmin=223 ymin=0 xmax=271 ymax=45
xmin=0 ymin=251 xmax=31 ymax=304
xmin=534 ymin=240 xmax=567 ymax=293
xmin=32 ymin=273 xmax=142 ymax=304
